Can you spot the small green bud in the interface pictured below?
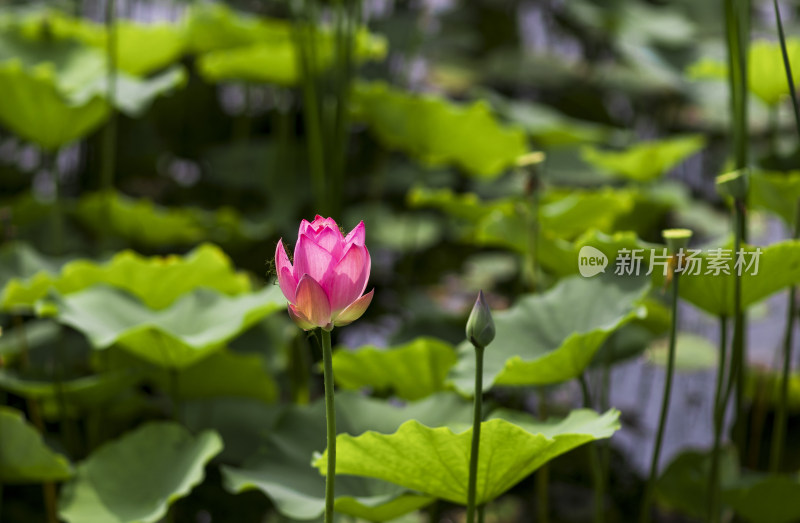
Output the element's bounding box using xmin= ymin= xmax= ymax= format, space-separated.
xmin=715 ymin=169 xmax=749 ymax=200
xmin=466 ymin=290 xmax=495 ymax=349
xmin=662 ymin=228 xmax=693 ymax=253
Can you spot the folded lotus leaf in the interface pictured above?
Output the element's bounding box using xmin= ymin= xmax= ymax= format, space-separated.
xmin=41 ymin=285 xmax=285 ymax=368
xmin=314 ymin=408 xmax=620 ymax=506
xmin=2 ymin=243 xmax=251 ymax=312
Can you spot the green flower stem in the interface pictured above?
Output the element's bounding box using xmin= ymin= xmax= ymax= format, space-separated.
xmin=771 ymin=0 xmax=800 ymax=474
xmin=731 ymin=199 xmax=747 ymax=454
xmin=723 ymin=0 xmax=751 ymax=459
xmin=640 ymin=270 xmax=681 ymax=523
xmin=477 ymin=505 xmax=485 ymax=523
xmin=321 ymin=328 xmax=337 ymax=523
xmin=101 ymin=0 xmax=117 ymax=193
xmin=536 ymin=388 xmax=550 ymax=523
xmin=579 ymin=374 xmax=605 ymax=523
xmin=708 ymin=315 xmax=729 ymax=523
xmin=771 ymin=200 xmax=800 ymax=472
xmin=466 ymin=344 xmax=485 ymax=523
xmin=292 ymin=2 xmax=328 ymax=215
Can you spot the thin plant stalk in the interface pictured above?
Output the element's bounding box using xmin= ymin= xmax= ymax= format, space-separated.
xmin=537 ymin=389 xmax=550 ymax=523
xmin=101 ymin=0 xmax=117 ymax=193
xmin=466 ymin=345 xmax=485 ymax=523
xmin=600 ymin=334 xmax=613 ymax=500
xmin=723 ymin=0 xmax=751 ymax=456
xmin=579 ymin=374 xmax=606 ymax=523
xmin=708 ymin=315 xmax=729 ymax=523
xmin=321 ymin=328 xmax=337 ymax=523
xmin=329 ymin=0 xmax=358 ymax=217
xmin=640 ymin=270 xmax=681 ymax=523
xmin=731 ymin=197 xmax=747 ymax=452
xmin=292 ymin=1 xmax=328 ymax=215
xmin=771 ymin=199 xmax=800 ymax=471
xmin=477 ymin=505 xmax=485 ymax=523
xmin=770 ymin=0 xmax=800 ymax=473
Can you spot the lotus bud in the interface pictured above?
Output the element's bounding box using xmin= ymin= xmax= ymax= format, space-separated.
xmin=466 ymin=290 xmax=495 ymax=349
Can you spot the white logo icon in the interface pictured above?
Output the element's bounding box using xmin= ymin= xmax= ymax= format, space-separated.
xmin=578 ymin=246 xmax=608 ymax=278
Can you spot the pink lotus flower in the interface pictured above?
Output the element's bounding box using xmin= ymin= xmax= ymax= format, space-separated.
xmin=275 ymin=216 xmax=374 ymax=331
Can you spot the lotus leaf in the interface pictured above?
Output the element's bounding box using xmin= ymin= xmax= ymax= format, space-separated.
xmin=314 ymin=408 xmax=620 ymax=506
xmin=41 ymin=285 xmax=285 ymax=368
xmin=448 ymin=273 xmax=648 ymax=394
xmin=223 ymin=393 xmax=473 ymax=520
xmin=332 ymin=337 xmax=457 ymax=400
xmin=352 ymin=81 xmax=529 ymax=178
xmin=2 ymin=243 xmax=251 ymax=312
xmin=0 ymin=406 xmax=73 ymax=483
xmin=58 ymin=423 xmax=223 ymax=523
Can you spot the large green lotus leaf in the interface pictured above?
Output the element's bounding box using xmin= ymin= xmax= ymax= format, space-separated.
xmin=408 ymin=186 xmax=637 ymax=250
xmin=750 ymin=171 xmax=800 ymax=226
xmin=448 ymin=273 xmax=648 ymax=394
xmin=2 ymin=243 xmax=251 ymax=312
xmin=651 ymin=240 xmax=800 ymax=317
xmin=196 ymin=41 xmax=300 ymax=86
xmin=41 ymin=285 xmax=285 ymax=368
xmin=332 ymin=337 xmax=457 ymax=401
xmin=723 ymin=474 xmax=800 ymax=523
xmin=352 ymin=81 xmax=529 ymax=179
xmin=0 ymin=241 xmax=74 ymax=285
xmin=3 ymin=9 xmax=186 ymax=76
xmin=580 ymin=135 xmax=705 ymax=182
xmin=113 ymin=348 xmax=278 ymax=404
xmin=72 ymin=191 xmax=271 ymax=247
xmin=0 ymin=406 xmax=73 ymax=483
xmin=314 ymin=408 xmax=619 ymax=506
xmin=186 ymin=3 xmax=291 ymax=53
xmin=644 ymin=333 xmax=718 ymax=372
xmin=0 ymin=368 xmax=136 ymax=406
xmin=74 ymin=66 xmax=187 ymax=118
xmin=688 ymin=39 xmax=800 ymax=106
xmin=484 ymin=90 xmax=614 ymax=147
xmin=537 ymin=229 xmax=656 ymax=278
xmin=0 ymin=60 xmax=109 ymax=150
xmin=0 ymin=26 xmax=185 ymax=116
xmin=223 ymin=393 xmax=472 ymax=520
xmin=0 ymin=30 xmax=106 ymax=93
xmin=104 ymin=21 xmax=187 ymax=76
xmin=58 ymin=422 xmax=222 ymax=523
xmin=197 ymin=28 xmax=386 ymax=86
